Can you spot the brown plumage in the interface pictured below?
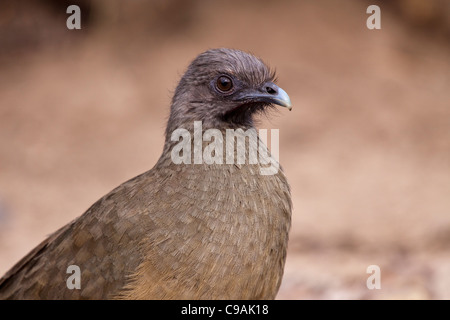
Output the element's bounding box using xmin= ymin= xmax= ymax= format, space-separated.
xmin=0 ymin=48 xmax=292 ymax=299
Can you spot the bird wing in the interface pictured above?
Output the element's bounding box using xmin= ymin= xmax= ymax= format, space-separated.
xmin=0 ymin=171 xmax=154 ymax=299
xmin=0 ymin=221 xmax=74 ymax=296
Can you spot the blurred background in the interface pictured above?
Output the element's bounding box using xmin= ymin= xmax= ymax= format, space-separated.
xmin=0 ymin=0 xmax=449 ymax=299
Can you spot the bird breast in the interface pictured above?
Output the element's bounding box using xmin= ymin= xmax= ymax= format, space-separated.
xmin=118 ymin=146 xmax=291 ymax=299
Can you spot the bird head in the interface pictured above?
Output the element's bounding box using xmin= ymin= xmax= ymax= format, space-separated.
xmin=167 ymin=48 xmax=292 ymax=133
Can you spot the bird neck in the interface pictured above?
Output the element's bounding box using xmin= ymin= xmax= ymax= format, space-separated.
xmin=155 ymin=120 xmax=280 ymax=178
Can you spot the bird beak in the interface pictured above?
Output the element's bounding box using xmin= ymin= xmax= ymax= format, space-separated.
xmin=266 ymin=85 xmax=292 ymax=111
xmin=239 ymin=82 xmax=292 ymax=111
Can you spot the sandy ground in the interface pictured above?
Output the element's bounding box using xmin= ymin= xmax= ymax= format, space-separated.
xmin=0 ymin=0 xmax=449 ymax=299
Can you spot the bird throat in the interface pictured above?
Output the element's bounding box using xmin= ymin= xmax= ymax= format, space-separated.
xmin=221 ymin=102 xmax=269 ymax=128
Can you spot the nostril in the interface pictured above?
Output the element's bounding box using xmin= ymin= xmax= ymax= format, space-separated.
xmin=265 ymin=86 xmax=277 ymax=95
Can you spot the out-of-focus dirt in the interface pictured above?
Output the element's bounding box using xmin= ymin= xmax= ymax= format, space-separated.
xmin=0 ymin=0 xmax=449 ymax=299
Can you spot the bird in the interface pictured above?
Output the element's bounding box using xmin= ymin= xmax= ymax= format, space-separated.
xmin=0 ymin=48 xmax=292 ymax=300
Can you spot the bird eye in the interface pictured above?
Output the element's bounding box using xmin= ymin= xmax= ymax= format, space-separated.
xmin=216 ymin=76 xmax=233 ymax=92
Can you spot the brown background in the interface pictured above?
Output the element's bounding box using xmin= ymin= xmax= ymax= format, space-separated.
xmin=0 ymin=0 xmax=449 ymax=299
